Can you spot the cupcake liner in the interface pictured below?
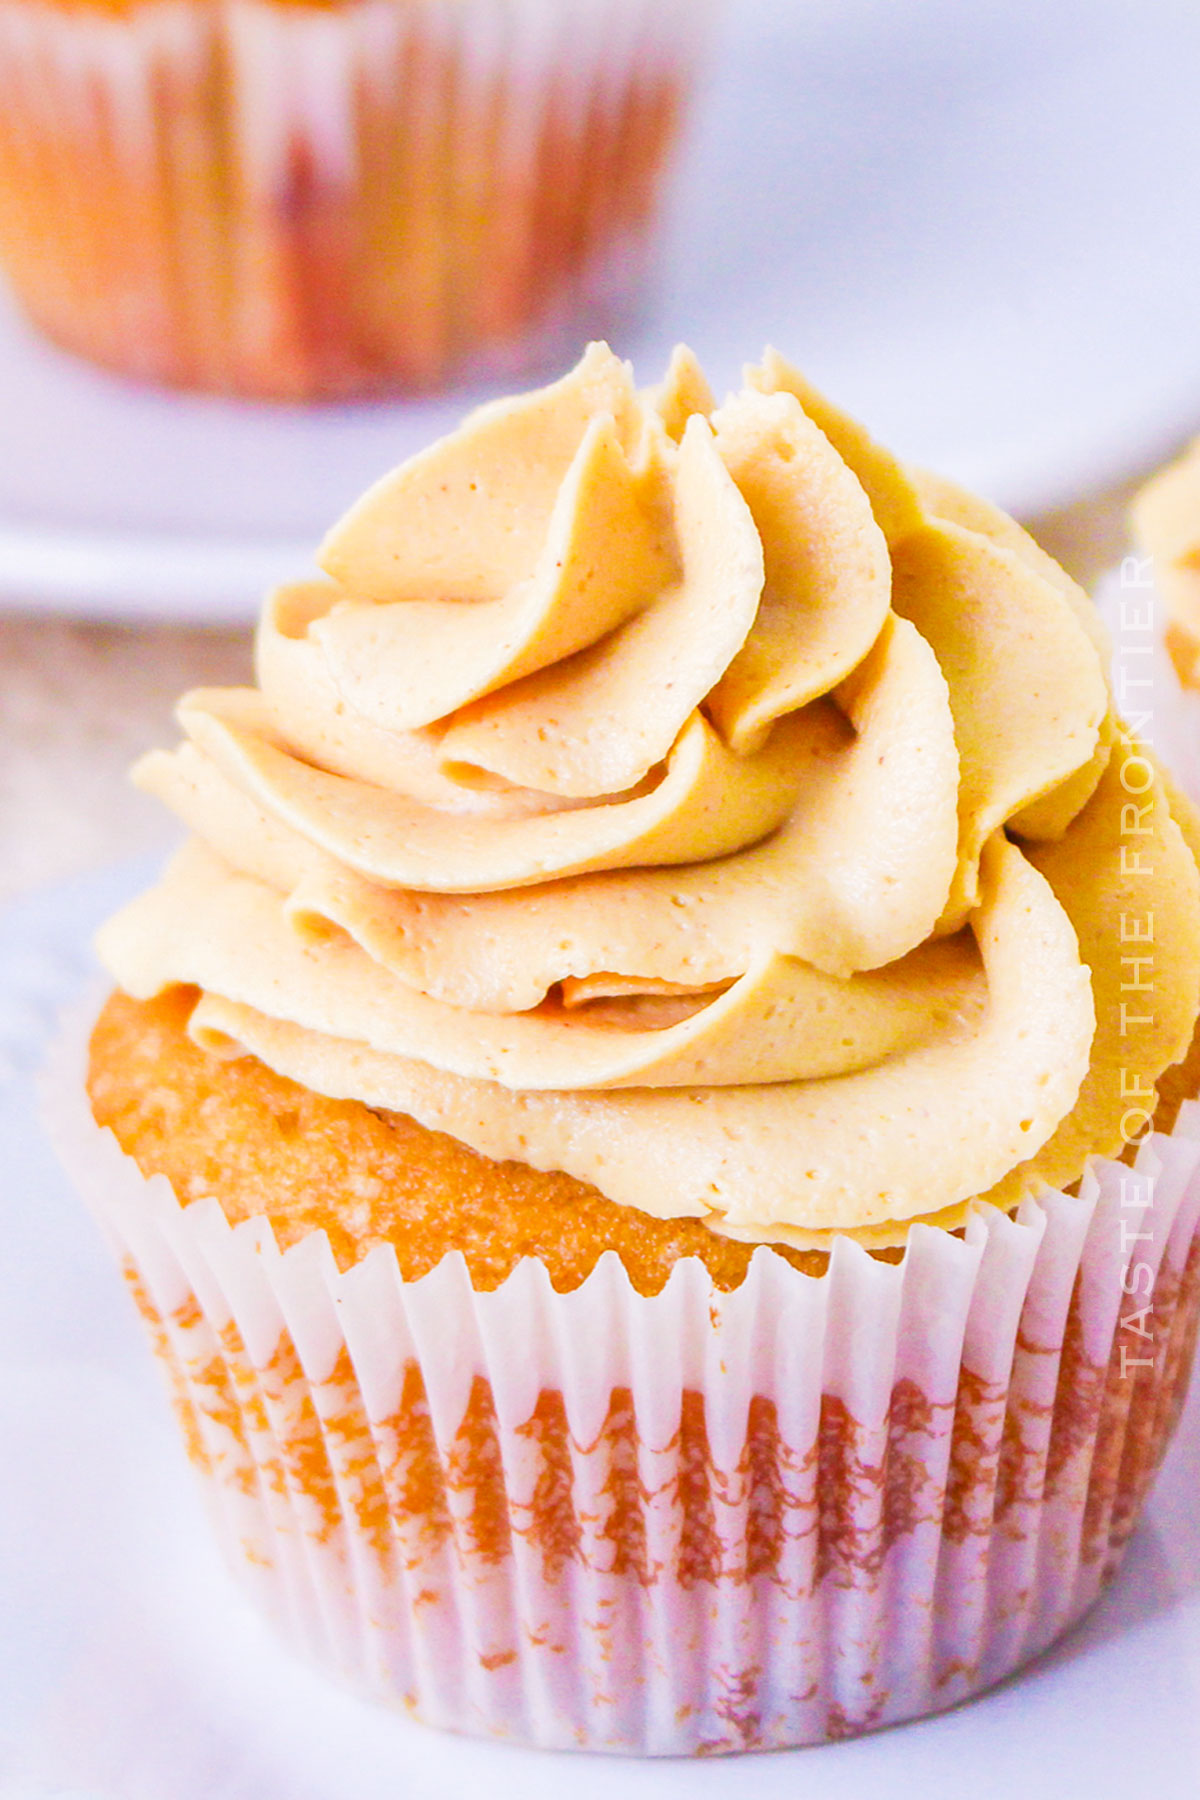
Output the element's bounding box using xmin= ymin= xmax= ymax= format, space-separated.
xmin=47 ymin=1005 xmax=1200 ymax=1754
xmin=0 ymin=0 xmax=707 ymax=397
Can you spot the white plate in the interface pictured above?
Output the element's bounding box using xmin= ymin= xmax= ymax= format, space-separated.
xmin=3 ymin=859 xmax=1200 ymax=1799
xmin=5 ymin=0 xmax=1200 ymax=623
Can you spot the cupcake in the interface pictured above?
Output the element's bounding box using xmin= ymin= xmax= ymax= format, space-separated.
xmin=0 ymin=0 xmax=705 ymax=398
xmin=1123 ymin=443 xmax=1200 ymax=805
xmin=59 ymin=342 xmax=1200 ymax=1753
xmin=1132 ymin=438 xmax=1200 ymax=687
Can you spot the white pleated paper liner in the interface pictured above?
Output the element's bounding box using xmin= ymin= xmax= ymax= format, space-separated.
xmin=0 ymin=0 xmax=708 ymax=396
xmin=45 ymin=1003 xmax=1200 ymax=1756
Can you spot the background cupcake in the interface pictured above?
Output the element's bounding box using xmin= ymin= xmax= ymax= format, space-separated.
xmin=0 ymin=0 xmax=708 ymax=398
xmin=1122 ymin=443 xmax=1200 ymax=801
xmin=1132 ymin=438 xmax=1200 ymax=689
xmin=59 ymin=344 xmax=1200 ymax=1753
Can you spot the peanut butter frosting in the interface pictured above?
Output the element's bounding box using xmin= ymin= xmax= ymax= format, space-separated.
xmin=1133 ymin=437 xmax=1200 ymax=687
xmin=97 ymin=343 xmax=1200 ymax=1248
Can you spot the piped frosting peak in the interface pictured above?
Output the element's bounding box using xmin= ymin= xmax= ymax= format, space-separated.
xmin=98 ymin=344 xmax=1200 ymax=1246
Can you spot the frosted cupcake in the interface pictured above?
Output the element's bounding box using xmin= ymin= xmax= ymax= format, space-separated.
xmin=0 ymin=0 xmax=706 ymax=398
xmin=1133 ymin=438 xmax=1200 ymax=686
xmin=1121 ymin=441 xmax=1200 ymax=800
xmin=62 ymin=343 xmax=1200 ymax=1752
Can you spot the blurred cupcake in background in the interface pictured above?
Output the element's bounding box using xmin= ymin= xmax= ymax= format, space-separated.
xmin=1133 ymin=438 xmax=1200 ymax=690
xmin=0 ymin=0 xmax=708 ymax=399
xmin=1125 ymin=441 xmax=1200 ymax=803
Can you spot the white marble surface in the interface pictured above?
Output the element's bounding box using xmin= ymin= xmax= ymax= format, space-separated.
xmin=0 ymin=617 xmax=249 ymax=904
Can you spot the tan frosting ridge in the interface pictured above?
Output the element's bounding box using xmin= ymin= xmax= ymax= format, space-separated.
xmin=98 ymin=343 xmax=1200 ymax=1247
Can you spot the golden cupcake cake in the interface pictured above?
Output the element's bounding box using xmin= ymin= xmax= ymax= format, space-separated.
xmin=0 ymin=1 xmax=705 ymax=398
xmin=60 ymin=343 xmax=1200 ymax=1752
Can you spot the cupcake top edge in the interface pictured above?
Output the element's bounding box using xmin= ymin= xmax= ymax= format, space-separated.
xmin=96 ymin=341 xmax=1200 ymax=1250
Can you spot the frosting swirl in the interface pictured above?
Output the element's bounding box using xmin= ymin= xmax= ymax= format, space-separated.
xmin=99 ymin=343 xmax=1200 ymax=1247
